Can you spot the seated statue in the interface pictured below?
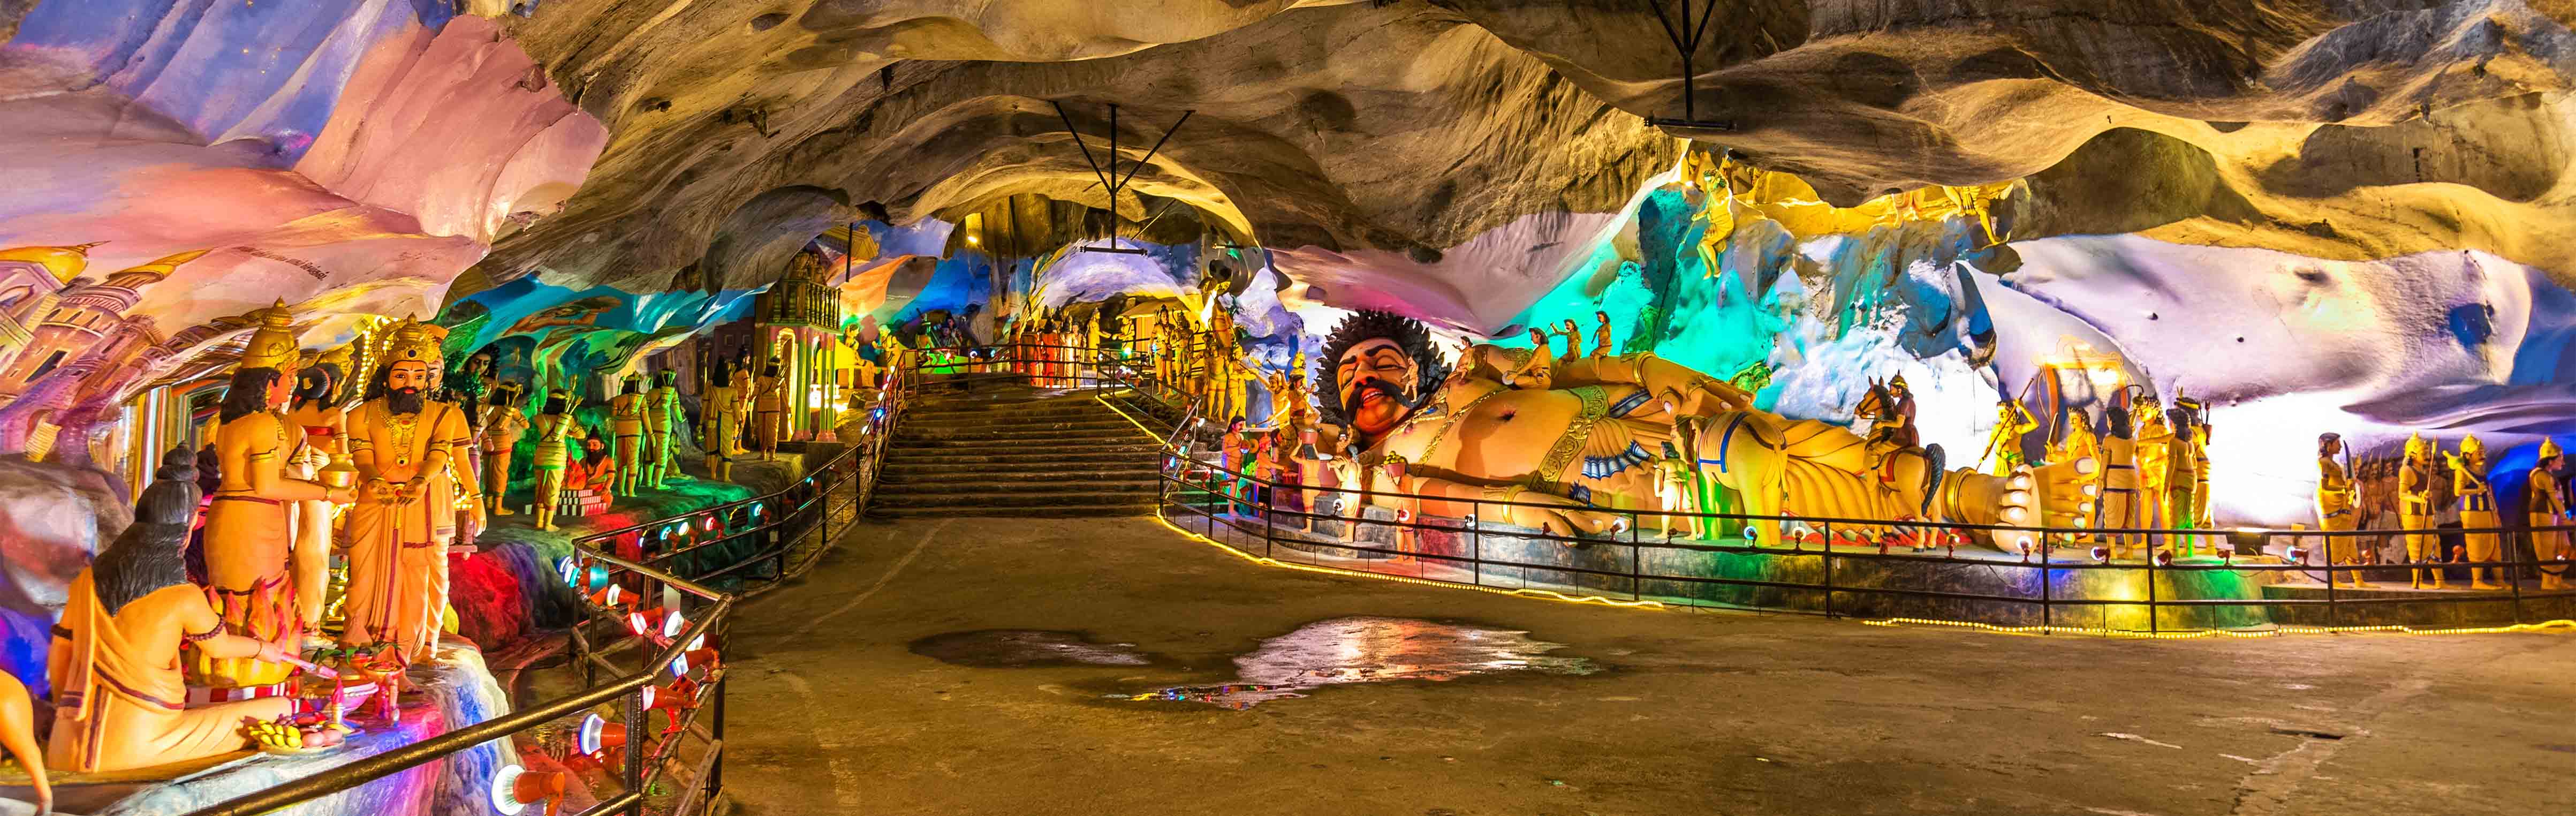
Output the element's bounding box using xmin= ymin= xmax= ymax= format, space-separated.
xmin=50 ymin=450 xmax=298 ymax=773
xmin=1300 ymin=311 xmax=2092 ymax=549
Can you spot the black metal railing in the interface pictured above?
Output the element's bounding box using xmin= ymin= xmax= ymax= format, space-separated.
xmin=1148 ymin=440 xmax=2576 ymax=636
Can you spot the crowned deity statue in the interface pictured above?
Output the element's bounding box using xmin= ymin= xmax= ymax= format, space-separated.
xmin=1298 ymin=311 xmax=2087 ymax=549
xmin=2397 ymin=432 xmax=2443 ymax=588
xmin=644 ymin=369 xmax=686 ymax=489
xmin=195 ymin=300 xmax=353 ymax=687
xmin=2448 ymin=434 xmax=2504 ymax=590
xmin=609 ymin=373 xmax=647 ymax=495
xmin=340 ymin=321 xmax=474 ymax=666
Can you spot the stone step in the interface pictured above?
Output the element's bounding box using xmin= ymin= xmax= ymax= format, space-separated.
xmin=870 ymin=503 xmax=1151 ymax=518
xmin=886 ymin=460 xmax=1169 ymax=479
xmin=899 ymin=414 xmax=1135 ymax=430
xmin=885 ymin=439 xmax=1158 ymax=454
xmin=894 ymin=425 xmax=1146 ymax=442
xmin=877 ymin=450 xmax=1162 ymax=466
xmin=873 ymin=490 xmax=1159 ymax=510
xmin=874 ymin=478 xmax=1163 ymax=496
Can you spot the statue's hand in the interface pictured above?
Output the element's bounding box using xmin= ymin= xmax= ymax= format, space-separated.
xmin=1491 ymin=492 xmax=1625 ymax=543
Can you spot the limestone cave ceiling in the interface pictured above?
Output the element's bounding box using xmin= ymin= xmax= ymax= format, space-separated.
xmin=9 ymin=0 xmax=2576 ymax=318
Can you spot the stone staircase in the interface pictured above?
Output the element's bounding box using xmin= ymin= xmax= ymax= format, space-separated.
xmin=870 ymin=383 xmax=1166 ymax=517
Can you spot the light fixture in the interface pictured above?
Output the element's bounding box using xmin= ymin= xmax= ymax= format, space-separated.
xmin=489 ymin=764 xmax=569 ymax=815
xmin=576 ymin=712 xmax=626 ymax=756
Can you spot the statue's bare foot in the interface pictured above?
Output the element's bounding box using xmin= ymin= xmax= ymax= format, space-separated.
xmin=493 ymin=505 xmax=514 ymax=516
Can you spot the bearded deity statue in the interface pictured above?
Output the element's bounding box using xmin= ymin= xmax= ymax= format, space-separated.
xmin=340 ymin=321 xmax=474 ymax=666
xmin=194 ymin=300 xmax=353 ymax=687
xmin=1301 ymin=311 xmax=2089 ymax=549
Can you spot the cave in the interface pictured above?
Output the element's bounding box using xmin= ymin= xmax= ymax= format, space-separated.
xmin=1 ymin=2 xmax=2571 ymax=814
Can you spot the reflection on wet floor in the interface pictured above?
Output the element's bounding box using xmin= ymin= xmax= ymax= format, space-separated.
xmin=1118 ymin=617 xmax=1596 ymax=709
xmin=910 ymin=629 xmax=1154 ymax=667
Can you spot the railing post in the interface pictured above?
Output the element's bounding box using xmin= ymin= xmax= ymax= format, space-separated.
xmin=1630 ymin=512 xmax=1642 ymax=602
xmin=2323 ymin=534 xmax=2337 ymax=630
xmin=1821 ymin=520 xmax=1835 ymax=618
xmin=709 ymin=674 xmax=726 ymax=802
xmin=2145 ymin=543 xmax=2159 ymax=635
xmin=2509 ymin=527 xmax=2526 ymax=624
xmin=1471 ymin=501 xmax=1483 ymax=587
xmin=2040 ymin=541 xmax=2052 ymax=634
xmin=1261 ymin=471 xmax=1275 ymax=560
xmin=623 ymin=686 xmax=647 ymax=814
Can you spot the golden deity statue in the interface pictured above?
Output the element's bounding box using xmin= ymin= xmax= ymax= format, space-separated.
xmin=480 ymin=381 xmax=528 ymax=515
xmin=340 ymin=321 xmax=472 ymax=665
xmin=195 ymin=300 xmax=351 ymax=687
xmin=527 ymin=389 xmax=585 ymax=531
xmin=2532 ymin=438 xmax=2569 ymax=591
xmin=2314 ymin=433 xmax=2373 ymax=588
xmin=609 ymin=373 xmax=647 ymax=494
xmin=644 ymin=369 xmax=685 ymax=489
xmin=753 ymin=356 xmax=786 ymax=461
xmin=2448 ymin=434 xmax=2504 ymax=590
xmin=702 ymin=360 xmax=743 ymax=482
xmin=2397 ymin=433 xmax=2443 ymax=588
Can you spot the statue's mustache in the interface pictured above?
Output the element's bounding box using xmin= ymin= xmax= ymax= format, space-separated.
xmin=1344 ymin=377 xmax=1405 ymax=418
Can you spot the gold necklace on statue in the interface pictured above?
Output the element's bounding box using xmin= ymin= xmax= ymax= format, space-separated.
xmin=386 ymin=405 xmax=420 ymax=467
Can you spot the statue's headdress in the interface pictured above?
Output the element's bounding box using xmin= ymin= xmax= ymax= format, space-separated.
xmin=2539 ymin=437 xmax=2563 ymax=460
xmin=2460 ymin=433 xmax=2486 ymax=458
xmin=235 ymin=299 xmax=300 ymax=373
xmin=384 ymin=320 xmax=440 ymax=368
xmin=2405 ymin=431 xmax=2431 ymax=460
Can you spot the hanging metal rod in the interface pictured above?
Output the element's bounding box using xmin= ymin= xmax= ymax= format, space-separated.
xmin=1049 ymin=101 xmax=1195 ymax=252
xmin=1639 ymin=0 xmax=1738 ymax=131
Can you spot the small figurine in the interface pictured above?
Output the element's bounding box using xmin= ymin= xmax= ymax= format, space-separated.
xmin=1589 ymin=310 xmax=1615 ymax=359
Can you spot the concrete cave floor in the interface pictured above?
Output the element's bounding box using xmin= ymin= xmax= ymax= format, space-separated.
xmin=712 ymin=517 xmax=2576 ymax=816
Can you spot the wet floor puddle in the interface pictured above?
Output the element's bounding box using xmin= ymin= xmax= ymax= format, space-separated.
xmin=908 ymin=629 xmax=1153 ymax=667
xmin=1118 ymin=617 xmax=1596 ymax=709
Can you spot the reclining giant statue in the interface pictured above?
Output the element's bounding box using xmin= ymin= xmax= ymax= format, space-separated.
xmin=1295 ymin=311 xmax=2093 ymax=549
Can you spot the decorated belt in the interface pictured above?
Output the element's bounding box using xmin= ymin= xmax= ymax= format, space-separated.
xmin=211 ymin=494 xmax=285 ymax=506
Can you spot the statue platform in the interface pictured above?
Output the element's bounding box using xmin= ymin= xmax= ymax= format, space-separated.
xmin=0 ymin=644 xmax=515 ymax=816
xmin=1173 ymin=505 xmax=2574 ymax=632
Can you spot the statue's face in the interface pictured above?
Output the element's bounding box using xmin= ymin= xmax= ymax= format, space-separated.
xmin=2323 ymin=438 xmax=2342 ymax=457
xmin=388 ymin=361 xmax=431 ymax=395
xmin=265 ymin=366 xmax=298 ymax=407
xmin=1336 ymin=338 xmax=1416 ymax=438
